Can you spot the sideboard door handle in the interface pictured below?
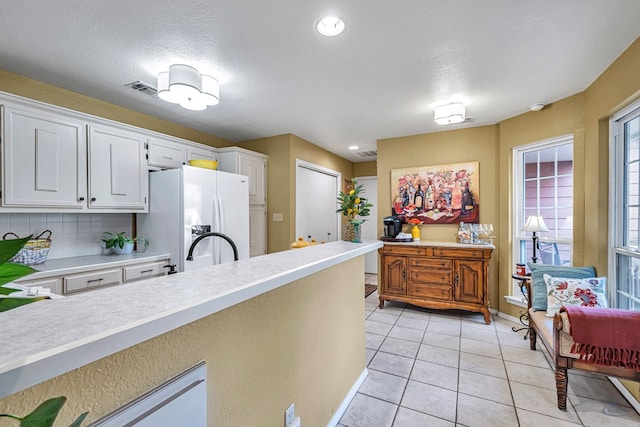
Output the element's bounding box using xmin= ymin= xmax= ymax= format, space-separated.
xmin=455 ymin=272 xmax=459 ymax=287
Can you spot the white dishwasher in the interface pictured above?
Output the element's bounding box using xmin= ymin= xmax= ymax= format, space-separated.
xmin=89 ymin=362 xmax=207 ymax=427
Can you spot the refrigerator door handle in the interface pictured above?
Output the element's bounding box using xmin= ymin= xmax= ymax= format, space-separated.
xmin=213 ymin=195 xmax=222 ymax=265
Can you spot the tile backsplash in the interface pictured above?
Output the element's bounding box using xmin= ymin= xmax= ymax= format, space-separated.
xmin=0 ymin=213 xmax=133 ymax=260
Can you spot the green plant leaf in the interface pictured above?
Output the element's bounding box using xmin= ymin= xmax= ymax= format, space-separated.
xmin=69 ymin=412 xmax=89 ymax=427
xmin=0 ymin=262 xmax=36 ymax=287
xmin=0 ymin=296 xmax=47 ymax=313
xmin=0 ymin=236 xmax=32 ymax=265
xmin=17 ymin=396 xmax=66 ymax=427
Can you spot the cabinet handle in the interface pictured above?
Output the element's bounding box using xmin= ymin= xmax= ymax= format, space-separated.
xmin=91 ymin=197 xmax=97 ymax=202
xmin=472 ymin=251 xmax=477 ymax=257
xmin=403 ymin=269 xmax=406 ymax=282
xmin=87 ymin=278 xmax=103 ymax=284
xmin=455 ymin=272 xmax=459 ymax=287
xmin=78 ymin=196 xmax=85 ymax=201
xmin=141 ymin=269 xmax=154 ymax=274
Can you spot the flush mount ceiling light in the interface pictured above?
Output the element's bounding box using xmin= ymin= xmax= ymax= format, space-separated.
xmin=434 ymin=102 xmax=466 ymax=125
xmin=315 ymin=16 xmax=345 ymax=36
xmin=529 ymin=103 xmax=545 ymax=112
xmin=348 ymin=145 xmax=359 ymax=150
xmin=157 ymin=64 xmax=219 ymax=111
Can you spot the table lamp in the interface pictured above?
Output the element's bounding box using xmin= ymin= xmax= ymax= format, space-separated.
xmin=522 ymin=215 xmax=549 ymax=263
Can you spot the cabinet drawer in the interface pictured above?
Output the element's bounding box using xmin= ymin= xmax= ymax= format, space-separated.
xmin=409 ymin=268 xmax=452 ymax=284
xmin=431 ymin=247 xmax=487 ymax=259
xmin=64 ymin=268 xmax=122 ymax=294
xmin=15 ymin=277 xmax=63 ymax=295
xmin=382 ymin=245 xmax=428 ymax=256
xmin=409 ymin=283 xmax=453 ymax=301
xmin=410 ymin=258 xmax=452 ymax=269
xmin=123 ymin=261 xmax=168 ymax=282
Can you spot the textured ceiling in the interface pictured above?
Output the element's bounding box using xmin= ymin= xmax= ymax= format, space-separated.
xmin=0 ymin=1 xmax=639 ymax=162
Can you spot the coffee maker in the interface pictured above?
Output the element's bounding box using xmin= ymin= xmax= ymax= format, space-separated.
xmin=383 ymin=216 xmax=402 ymax=238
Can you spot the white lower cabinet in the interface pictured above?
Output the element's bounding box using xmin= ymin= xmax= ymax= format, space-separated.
xmin=13 ymin=277 xmax=63 ymax=295
xmin=15 ymin=257 xmax=170 ymax=295
xmin=123 ymin=260 xmax=169 ymax=282
xmin=64 ymin=268 xmax=122 ymax=294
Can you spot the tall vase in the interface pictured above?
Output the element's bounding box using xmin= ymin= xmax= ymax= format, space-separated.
xmin=349 ymin=219 xmax=365 ymax=243
xmin=411 ymin=225 xmax=421 ymax=241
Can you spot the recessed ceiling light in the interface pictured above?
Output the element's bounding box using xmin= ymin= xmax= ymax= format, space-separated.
xmin=348 ymin=145 xmax=359 ymax=150
xmin=315 ymin=16 xmax=345 ymax=36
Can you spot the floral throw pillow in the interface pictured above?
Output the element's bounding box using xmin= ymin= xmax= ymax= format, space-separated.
xmin=543 ymin=274 xmax=608 ymax=317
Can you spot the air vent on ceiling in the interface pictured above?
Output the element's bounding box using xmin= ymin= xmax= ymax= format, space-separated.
xmin=125 ymin=81 xmax=157 ymax=96
xmin=354 ymin=150 xmax=377 ymax=159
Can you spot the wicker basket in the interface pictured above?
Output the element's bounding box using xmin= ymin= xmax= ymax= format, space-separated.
xmin=3 ymin=230 xmax=52 ymax=265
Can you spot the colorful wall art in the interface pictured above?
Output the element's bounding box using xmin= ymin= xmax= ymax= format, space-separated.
xmin=390 ymin=162 xmax=480 ymax=224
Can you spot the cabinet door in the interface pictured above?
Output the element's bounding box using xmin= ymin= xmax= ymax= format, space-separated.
xmin=187 ymin=146 xmax=217 ymax=161
xmin=249 ymin=206 xmax=267 ymax=256
xmin=455 ymin=259 xmax=484 ymax=304
xmin=2 ymin=106 xmax=87 ymax=208
xmin=381 ymin=255 xmax=406 ymax=295
xmin=147 ymin=137 xmax=186 ymax=168
xmin=239 ymin=154 xmax=266 ymax=205
xmin=88 ymin=125 xmax=147 ymax=210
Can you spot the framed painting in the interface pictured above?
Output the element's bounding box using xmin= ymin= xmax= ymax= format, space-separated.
xmin=390 ymin=162 xmax=479 ymax=224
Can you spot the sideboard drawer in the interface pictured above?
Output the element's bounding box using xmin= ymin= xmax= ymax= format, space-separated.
xmin=431 ymin=247 xmax=487 ymax=259
xmin=409 ymin=268 xmax=452 ymax=285
xmin=410 ymin=258 xmax=452 ymax=269
xmin=409 ymin=283 xmax=453 ymax=301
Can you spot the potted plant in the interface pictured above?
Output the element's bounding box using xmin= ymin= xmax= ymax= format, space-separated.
xmin=0 ymin=396 xmax=88 ymax=427
xmin=336 ymin=178 xmax=373 ymax=243
xmin=102 ymin=232 xmax=148 ymax=255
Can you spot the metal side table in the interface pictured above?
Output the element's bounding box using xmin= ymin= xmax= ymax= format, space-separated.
xmin=511 ymin=274 xmax=531 ymax=339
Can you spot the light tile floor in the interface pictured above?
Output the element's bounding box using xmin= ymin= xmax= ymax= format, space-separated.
xmin=339 ymin=274 xmax=640 ymax=426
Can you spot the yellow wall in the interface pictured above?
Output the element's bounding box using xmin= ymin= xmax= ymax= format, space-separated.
xmin=0 ymin=258 xmax=365 ymax=427
xmin=239 ymin=134 xmax=355 ymax=252
xmin=355 ymin=161 xmax=377 ymax=177
xmin=377 ymin=125 xmax=500 ymax=309
xmin=0 ymin=70 xmax=230 ymax=147
xmin=497 ymin=93 xmax=586 ymax=318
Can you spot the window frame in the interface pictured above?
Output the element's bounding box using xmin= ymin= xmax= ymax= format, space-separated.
xmin=609 ymin=99 xmax=640 ymax=310
xmin=511 ymin=135 xmax=574 ymax=299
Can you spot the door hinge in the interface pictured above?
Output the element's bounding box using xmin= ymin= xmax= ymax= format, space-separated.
xmin=144 ymin=142 xmax=148 ymax=149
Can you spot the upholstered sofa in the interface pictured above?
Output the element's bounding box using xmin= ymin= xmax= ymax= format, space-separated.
xmin=525 ymin=279 xmax=640 ymax=410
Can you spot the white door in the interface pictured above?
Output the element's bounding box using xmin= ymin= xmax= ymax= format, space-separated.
xmin=296 ymin=161 xmax=340 ymax=243
xmin=357 ymin=176 xmax=378 ymax=273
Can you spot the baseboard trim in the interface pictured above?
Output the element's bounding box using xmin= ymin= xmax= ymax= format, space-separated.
xmin=609 ymin=377 xmax=640 ymax=415
xmin=326 ymin=367 xmax=368 ymax=427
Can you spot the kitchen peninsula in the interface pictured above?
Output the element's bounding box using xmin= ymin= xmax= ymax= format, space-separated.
xmin=0 ymin=240 xmax=381 ymax=426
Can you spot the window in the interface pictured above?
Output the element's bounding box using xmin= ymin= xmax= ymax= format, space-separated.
xmin=610 ymin=101 xmax=640 ymax=311
xmin=511 ymin=136 xmax=574 ymax=298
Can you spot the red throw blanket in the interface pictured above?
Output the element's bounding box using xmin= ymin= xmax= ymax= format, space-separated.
xmin=560 ymin=306 xmax=640 ymax=371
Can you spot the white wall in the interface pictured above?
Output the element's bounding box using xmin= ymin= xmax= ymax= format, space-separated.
xmin=0 ymin=213 xmax=132 ymax=259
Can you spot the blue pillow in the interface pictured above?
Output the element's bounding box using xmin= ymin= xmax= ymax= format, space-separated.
xmin=527 ymin=263 xmax=596 ymax=311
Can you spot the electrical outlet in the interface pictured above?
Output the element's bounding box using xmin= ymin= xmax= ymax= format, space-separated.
xmin=285 ymin=403 xmax=295 ymax=426
xmin=273 ymin=213 xmax=284 ymax=222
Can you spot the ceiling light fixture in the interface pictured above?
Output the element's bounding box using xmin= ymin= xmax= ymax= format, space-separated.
xmin=434 ymin=102 xmax=466 ymax=125
xmin=348 ymin=145 xmax=359 ymax=150
xmin=157 ymin=64 xmax=219 ymax=111
xmin=529 ymin=103 xmax=545 ymax=112
xmin=315 ymin=16 xmax=345 ymax=36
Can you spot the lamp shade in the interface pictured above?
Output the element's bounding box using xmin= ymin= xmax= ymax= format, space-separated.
xmin=434 ymin=102 xmax=465 ymax=125
xmin=522 ymin=215 xmax=549 ymax=233
xmin=156 ymin=65 xmax=220 ymax=110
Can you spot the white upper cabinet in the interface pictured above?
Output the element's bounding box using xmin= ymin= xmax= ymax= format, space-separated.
xmin=187 ymin=145 xmax=217 ymax=162
xmin=217 ymin=147 xmax=267 ymax=206
xmin=2 ymin=106 xmax=87 ymax=208
xmin=88 ymin=124 xmax=147 ymax=211
xmin=147 ymin=137 xmax=186 ymax=169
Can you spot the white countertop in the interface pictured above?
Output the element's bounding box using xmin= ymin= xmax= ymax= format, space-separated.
xmin=14 ymin=252 xmax=172 ymax=281
xmin=0 ymin=240 xmax=382 ymax=399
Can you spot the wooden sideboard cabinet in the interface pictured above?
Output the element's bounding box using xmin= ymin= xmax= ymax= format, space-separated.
xmin=379 ymin=243 xmax=493 ymax=324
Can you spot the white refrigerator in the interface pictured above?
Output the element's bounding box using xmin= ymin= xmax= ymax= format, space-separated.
xmin=137 ymin=165 xmax=250 ymax=272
